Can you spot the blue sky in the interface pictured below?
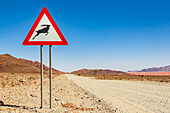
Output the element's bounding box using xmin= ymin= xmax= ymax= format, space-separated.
xmin=0 ymin=0 xmax=170 ymax=72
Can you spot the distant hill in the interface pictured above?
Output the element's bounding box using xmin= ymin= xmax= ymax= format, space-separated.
xmin=71 ymin=69 xmax=132 ymax=75
xmin=71 ymin=69 xmax=170 ymax=82
xmin=0 ymin=54 xmax=64 ymax=74
xmin=129 ymin=65 xmax=170 ymax=72
xmin=19 ymin=58 xmax=65 ymax=74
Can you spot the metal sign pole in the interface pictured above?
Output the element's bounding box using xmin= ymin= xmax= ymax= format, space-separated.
xmin=49 ymin=45 xmax=52 ymax=108
xmin=40 ymin=45 xmax=43 ymax=109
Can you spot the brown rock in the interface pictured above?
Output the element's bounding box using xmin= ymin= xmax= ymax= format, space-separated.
xmin=0 ymin=101 xmax=4 ymax=106
xmin=55 ymin=97 xmax=59 ymax=101
xmin=61 ymin=102 xmax=94 ymax=111
xmin=30 ymin=94 xmax=37 ymax=97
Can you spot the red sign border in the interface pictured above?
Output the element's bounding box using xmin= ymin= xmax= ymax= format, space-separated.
xmin=22 ymin=7 xmax=68 ymax=45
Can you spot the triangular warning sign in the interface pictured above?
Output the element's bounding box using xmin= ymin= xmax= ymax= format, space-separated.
xmin=23 ymin=7 xmax=68 ymax=45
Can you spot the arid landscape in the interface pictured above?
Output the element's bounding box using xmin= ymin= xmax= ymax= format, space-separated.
xmin=0 ymin=54 xmax=170 ymax=113
xmin=67 ymin=74 xmax=170 ymax=113
xmin=0 ymin=73 xmax=115 ymax=112
xmin=72 ymin=69 xmax=170 ymax=82
xmin=1 ymin=1 xmax=170 ymax=113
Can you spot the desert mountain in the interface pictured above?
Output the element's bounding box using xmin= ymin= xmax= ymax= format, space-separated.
xmin=19 ymin=58 xmax=65 ymax=74
xmin=71 ymin=69 xmax=132 ymax=75
xmin=129 ymin=65 xmax=170 ymax=72
xmin=0 ymin=54 xmax=64 ymax=74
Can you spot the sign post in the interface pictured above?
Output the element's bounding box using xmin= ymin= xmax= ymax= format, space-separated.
xmin=49 ymin=45 xmax=52 ymax=108
xmin=41 ymin=45 xmax=43 ymax=108
xmin=22 ymin=7 xmax=68 ymax=109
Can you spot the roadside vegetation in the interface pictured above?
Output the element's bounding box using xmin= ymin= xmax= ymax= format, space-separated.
xmin=76 ymin=73 xmax=170 ymax=82
xmin=0 ymin=73 xmax=60 ymax=87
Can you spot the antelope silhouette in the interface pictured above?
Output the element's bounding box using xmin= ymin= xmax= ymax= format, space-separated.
xmin=32 ymin=24 xmax=51 ymax=40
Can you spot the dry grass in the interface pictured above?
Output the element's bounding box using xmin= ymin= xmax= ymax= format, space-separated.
xmin=0 ymin=73 xmax=61 ymax=87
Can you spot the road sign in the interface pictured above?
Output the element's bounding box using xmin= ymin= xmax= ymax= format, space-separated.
xmin=22 ymin=7 xmax=68 ymax=45
xmin=22 ymin=7 xmax=68 ymax=109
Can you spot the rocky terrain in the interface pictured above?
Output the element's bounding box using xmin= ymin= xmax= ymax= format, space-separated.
xmin=0 ymin=53 xmax=170 ymax=112
xmin=0 ymin=54 xmax=64 ymax=74
xmin=0 ymin=73 xmax=114 ymax=112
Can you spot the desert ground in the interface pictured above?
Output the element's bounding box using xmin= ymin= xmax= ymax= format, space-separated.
xmin=0 ymin=73 xmax=170 ymax=113
xmin=0 ymin=73 xmax=114 ymax=113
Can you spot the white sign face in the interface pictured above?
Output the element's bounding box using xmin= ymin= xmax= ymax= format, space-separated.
xmin=29 ymin=14 xmax=62 ymax=41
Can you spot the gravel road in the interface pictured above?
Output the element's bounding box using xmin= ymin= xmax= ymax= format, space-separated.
xmin=66 ymin=74 xmax=170 ymax=113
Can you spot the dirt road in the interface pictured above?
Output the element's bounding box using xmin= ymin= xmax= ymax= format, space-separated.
xmin=67 ymin=74 xmax=170 ymax=113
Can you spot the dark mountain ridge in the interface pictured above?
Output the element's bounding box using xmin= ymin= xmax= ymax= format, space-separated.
xmin=129 ymin=65 xmax=170 ymax=72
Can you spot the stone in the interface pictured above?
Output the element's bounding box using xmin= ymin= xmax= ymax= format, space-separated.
xmin=30 ymin=94 xmax=37 ymax=97
xmin=97 ymin=99 xmax=101 ymax=102
xmin=85 ymin=95 xmax=89 ymax=98
xmin=55 ymin=97 xmax=59 ymax=101
xmin=0 ymin=101 xmax=4 ymax=106
xmin=20 ymin=79 xmax=25 ymax=82
xmin=61 ymin=101 xmax=65 ymax=104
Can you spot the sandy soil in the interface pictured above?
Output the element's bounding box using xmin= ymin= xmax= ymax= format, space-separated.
xmin=67 ymin=74 xmax=170 ymax=113
xmin=0 ymin=73 xmax=114 ymax=113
